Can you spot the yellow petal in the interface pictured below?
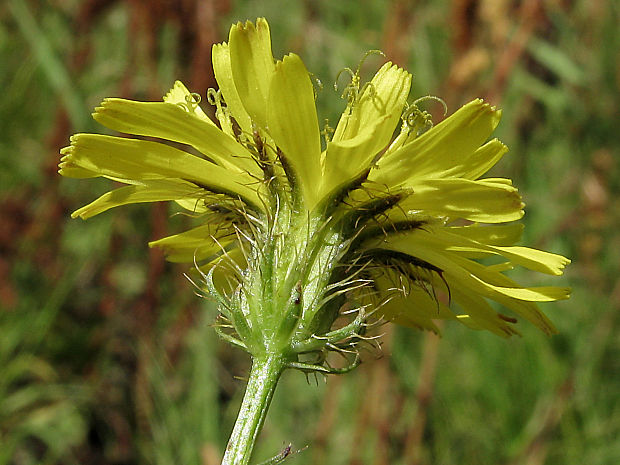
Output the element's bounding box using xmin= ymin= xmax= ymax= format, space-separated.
xmin=373 ymin=236 xmax=566 ymax=334
xmin=212 ymin=42 xmax=253 ymax=135
xmin=267 ymin=53 xmax=322 ymax=206
xmin=59 ymin=145 xmax=98 ymax=178
xmin=458 ymin=254 xmax=571 ymax=301
xmin=451 ymin=285 xmax=520 ymax=337
xmin=228 ymin=18 xmax=275 ymax=127
xmin=163 ymin=80 xmax=212 ymax=123
xmin=447 ymin=223 xmax=524 ymax=246
xmin=93 ymin=98 xmax=259 ymax=176
xmin=371 ymin=233 xmax=548 ymax=336
xmin=149 ymin=224 xmax=234 ymax=263
xmin=422 ymin=227 xmax=570 ymax=275
xmin=396 ymin=178 xmax=524 ymax=223
xmin=413 ymin=226 xmax=569 ymax=275
xmin=386 ymin=139 xmax=508 ymax=181
xmin=373 ymin=99 xmax=501 ymax=187
xmin=446 ymin=245 xmax=570 ymax=276
xmin=446 ymin=254 xmax=566 ymax=334
xmin=71 ymin=179 xmax=207 ymax=219
xmin=489 ymin=295 xmax=558 ymax=335
xmin=333 ymin=62 xmax=411 ymax=148
xmin=470 ymin=274 xmax=570 ymax=301
xmin=377 ymin=283 xmax=452 ymax=335
xmin=321 ymin=115 xmax=389 ymax=195
xmin=369 ymin=267 xmax=455 ymax=335
xmin=455 ymin=139 xmax=509 ymax=180
xmin=483 ymin=246 xmax=570 ymax=276
xmin=60 ymin=134 xmax=261 ymax=208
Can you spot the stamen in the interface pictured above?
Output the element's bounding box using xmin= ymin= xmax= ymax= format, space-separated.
xmin=400 ymin=95 xmax=448 ymax=138
xmin=321 ymin=119 xmax=334 ymax=145
xmin=176 ymin=92 xmax=202 ymax=114
xmin=412 ymin=95 xmax=448 ymax=116
xmin=206 ymin=88 xmax=234 ymax=136
xmin=309 ymin=72 xmax=323 ymax=100
xmin=334 ymin=50 xmax=386 ymax=108
xmin=206 ymin=88 xmax=219 ymax=105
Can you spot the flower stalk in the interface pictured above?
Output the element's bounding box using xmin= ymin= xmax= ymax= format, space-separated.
xmin=222 ymin=353 xmax=287 ymax=465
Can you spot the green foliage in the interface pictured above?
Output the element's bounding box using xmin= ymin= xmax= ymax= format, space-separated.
xmin=139 ymin=312 xmax=222 ymax=465
xmin=1 ymin=0 xmax=618 ymax=464
xmin=0 ymin=271 xmax=88 ymax=463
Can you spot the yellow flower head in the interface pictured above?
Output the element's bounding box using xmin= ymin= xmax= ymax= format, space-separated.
xmin=60 ymin=18 xmax=570 ymax=357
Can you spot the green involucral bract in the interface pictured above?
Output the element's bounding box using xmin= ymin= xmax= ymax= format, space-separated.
xmin=60 ymin=18 xmax=571 ymax=368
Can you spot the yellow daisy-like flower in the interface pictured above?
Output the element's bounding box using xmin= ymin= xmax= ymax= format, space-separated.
xmin=60 ymin=18 xmax=570 ymax=359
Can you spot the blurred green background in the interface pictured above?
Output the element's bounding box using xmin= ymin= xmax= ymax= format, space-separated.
xmin=1 ymin=0 xmax=619 ymax=464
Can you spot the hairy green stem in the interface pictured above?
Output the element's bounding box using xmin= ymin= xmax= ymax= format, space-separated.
xmin=221 ymin=353 xmax=287 ymax=465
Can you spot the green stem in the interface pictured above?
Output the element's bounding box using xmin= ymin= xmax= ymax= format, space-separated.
xmin=221 ymin=353 xmax=287 ymax=465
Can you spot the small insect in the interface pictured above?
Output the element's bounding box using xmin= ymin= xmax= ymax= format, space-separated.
xmin=256 ymin=443 xmax=294 ymax=465
xmin=253 ymin=129 xmax=265 ymax=157
xmin=498 ymin=313 xmax=518 ymax=324
xmin=294 ymin=282 xmax=302 ymax=306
